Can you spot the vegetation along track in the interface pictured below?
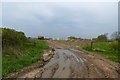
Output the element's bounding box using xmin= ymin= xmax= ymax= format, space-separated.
xmin=7 ymin=40 xmax=119 ymax=78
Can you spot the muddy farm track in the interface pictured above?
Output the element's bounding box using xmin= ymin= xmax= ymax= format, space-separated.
xmin=7 ymin=40 xmax=119 ymax=78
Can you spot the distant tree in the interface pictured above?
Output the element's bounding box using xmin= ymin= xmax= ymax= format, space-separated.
xmin=92 ymin=38 xmax=97 ymax=41
xmin=111 ymin=31 xmax=120 ymax=40
xmin=96 ymin=33 xmax=108 ymax=41
xmin=28 ymin=37 xmax=31 ymax=39
xmin=68 ymin=36 xmax=76 ymax=39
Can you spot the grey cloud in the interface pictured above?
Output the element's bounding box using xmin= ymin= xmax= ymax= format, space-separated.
xmin=2 ymin=2 xmax=118 ymax=39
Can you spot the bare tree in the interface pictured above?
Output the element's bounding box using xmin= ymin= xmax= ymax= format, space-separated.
xmin=111 ymin=31 xmax=120 ymax=40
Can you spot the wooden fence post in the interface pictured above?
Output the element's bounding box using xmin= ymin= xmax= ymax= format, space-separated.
xmin=90 ymin=41 xmax=93 ymax=50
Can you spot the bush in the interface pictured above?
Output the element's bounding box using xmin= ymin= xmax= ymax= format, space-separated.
xmin=2 ymin=28 xmax=27 ymax=47
xmin=96 ymin=34 xmax=108 ymax=42
xmin=68 ymin=36 xmax=76 ymax=39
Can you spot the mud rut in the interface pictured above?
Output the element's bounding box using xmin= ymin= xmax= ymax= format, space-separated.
xmin=41 ymin=48 xmax=118 ymax=78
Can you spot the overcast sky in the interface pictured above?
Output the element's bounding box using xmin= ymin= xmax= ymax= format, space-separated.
xmin=2 ymin=2 xmax=118 ymax=39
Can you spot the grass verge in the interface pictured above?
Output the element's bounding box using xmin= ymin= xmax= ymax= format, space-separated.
xmin=2 ymin=39 xmax=49 ymax=77
xmin=83 ymin=41 xmax=119 ymax=63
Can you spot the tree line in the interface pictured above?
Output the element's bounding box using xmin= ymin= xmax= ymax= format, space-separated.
xmin=68 ymin=31 xmax=120 ymax=41
xmin=93 ymin=32 xmax=120 ymax=41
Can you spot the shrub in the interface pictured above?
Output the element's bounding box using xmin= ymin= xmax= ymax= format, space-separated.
xmin=2 ymin=28 xmax=27 ymax=47
xmin=96 ymin=33 xmax=108 ymax=42
xmin=68 ymin=36 xmax=76 ymax=39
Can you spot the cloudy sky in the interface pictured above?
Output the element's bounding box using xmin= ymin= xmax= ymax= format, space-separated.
xmin=2 ymin=2 xmax=118 ymax=39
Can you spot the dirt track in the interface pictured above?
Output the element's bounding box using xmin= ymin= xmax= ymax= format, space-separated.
xmin=8 ymin=40 xmax=119 ymax=78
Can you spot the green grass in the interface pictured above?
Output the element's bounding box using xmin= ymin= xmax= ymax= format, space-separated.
xmin=2 ymin=39 xmax=49 ymax=77
xmin=83 ymin=41 xmax=119 ymax=63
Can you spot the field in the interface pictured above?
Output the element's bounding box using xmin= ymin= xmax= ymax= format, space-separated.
xmin=2 ymin=39 xmax=49 ymax=77
xmin=83 ymin=41 xmax=119 ymax=62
